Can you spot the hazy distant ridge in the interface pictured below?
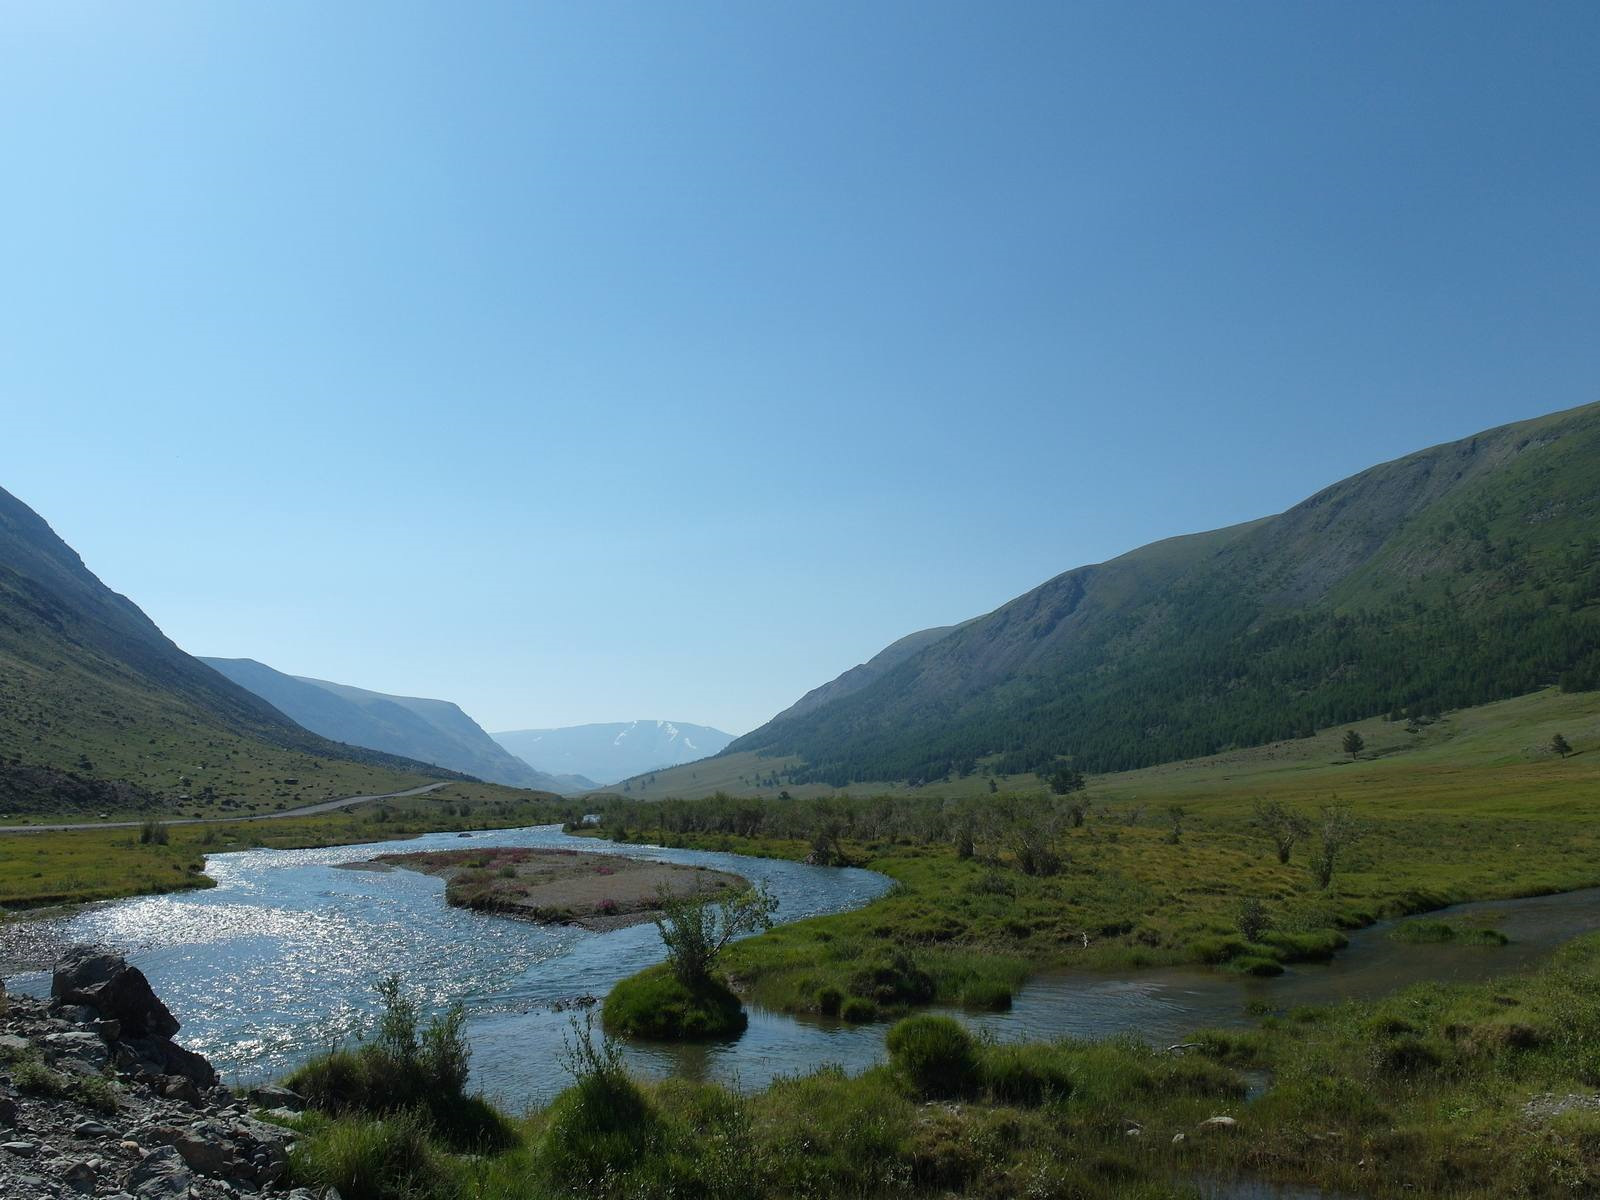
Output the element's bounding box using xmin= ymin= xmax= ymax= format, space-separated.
xmin=202 ymin=658 xmax=585 ymax=792
xmin=493 ymin=720 xmax=733 ymax=786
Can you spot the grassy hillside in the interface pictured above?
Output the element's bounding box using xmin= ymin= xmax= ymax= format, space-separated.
xmin=720 ymin=402 xmax=1600 ymax=787
xmin=0 ymin=486 xmax=466 ymax=816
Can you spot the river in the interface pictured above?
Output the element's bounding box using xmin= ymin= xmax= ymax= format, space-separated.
xmin=6 ymin=824 xmax=1598 ymax=1111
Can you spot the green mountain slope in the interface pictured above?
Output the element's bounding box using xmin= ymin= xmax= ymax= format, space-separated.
xmin=764 ymin=623 xmax=970 ymax=726
xmin=0 ymin=485 xmax=462 ymax=812
xmin=200 ymin=658 xmax=586 ymax=792
xmin=726 ymin=402 xmax=1600 ymax=786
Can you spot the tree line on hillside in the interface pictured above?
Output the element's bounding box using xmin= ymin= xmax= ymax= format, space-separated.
xmin=748 ymin=566 xmax=1600 ymax=786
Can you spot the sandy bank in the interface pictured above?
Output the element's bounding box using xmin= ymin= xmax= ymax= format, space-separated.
xmin=344 ymin=845 xmax=747 ymax=930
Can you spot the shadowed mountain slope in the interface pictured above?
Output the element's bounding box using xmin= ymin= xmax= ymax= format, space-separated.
xmin=0 ymin=486 xmax=461 ymax=807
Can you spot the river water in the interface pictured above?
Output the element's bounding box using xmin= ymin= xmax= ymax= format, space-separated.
xmin=6 ymin=824 xmax=1599 ymax=1110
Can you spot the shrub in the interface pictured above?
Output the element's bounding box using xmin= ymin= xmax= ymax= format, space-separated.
xmin=816 ymin=986 xmax=844 ymax=1017
xmin=1236 ymin=897 xmax=1272 ymax=943
xmin=886 ymin=1015 xmax=979 ymax=1098
xmin=139 ymin=819 xmax=169 ymax=845
xmin=537 ymin=1018 xmax=660 ymax=1189
xmin=603 ymin=964 xmax=747 ymax=1040
xmin=10 ymin=1053 xmax=67 ymax=1098
xmin=656 ymin=883 xmax=778 ymax=987
xmin=284 ymin=976 xmax=508 ymax=1151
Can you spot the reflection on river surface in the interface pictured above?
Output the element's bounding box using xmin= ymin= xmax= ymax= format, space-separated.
xmin=7 ymin=824 xmax=1599 ymax=1108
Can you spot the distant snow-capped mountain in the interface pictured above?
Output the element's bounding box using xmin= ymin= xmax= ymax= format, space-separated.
xmin=491 ymin=720 xmax=733 ymax=787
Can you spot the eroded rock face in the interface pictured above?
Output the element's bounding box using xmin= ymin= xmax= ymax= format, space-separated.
xmin=2 ymin=950 xmax=328 ymax=1200
xmin=51 ymin=948 xmax=180 ymax=1040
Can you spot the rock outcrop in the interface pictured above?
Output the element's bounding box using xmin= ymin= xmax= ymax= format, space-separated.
xmin=1 ymin=946 xmax=330 ymax=1200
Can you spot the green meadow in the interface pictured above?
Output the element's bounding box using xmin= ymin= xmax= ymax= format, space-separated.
xmin=589 ymin=688 xmax=1600 ymax=1019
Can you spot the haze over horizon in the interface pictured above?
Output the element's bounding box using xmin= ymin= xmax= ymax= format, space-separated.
xmin=4 ymin=2 xmax=1597 ymax=735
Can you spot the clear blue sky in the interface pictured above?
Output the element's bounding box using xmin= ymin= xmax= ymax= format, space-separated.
xmin=3 ymin=2 xmax=1597 ymax=735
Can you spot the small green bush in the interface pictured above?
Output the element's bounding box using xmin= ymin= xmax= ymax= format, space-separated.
xmin=537 ymin=1019 xmax=661 ymax=1188
xmin=284 ymin=976 xmax=509 ymax=1151
xmin=816 ymin=986 xmax=844 ymax=1017
xmin=603 ymin=964 xmax=747 ymax=1040
xmin=10 ymin=1053 xmax=67 ymax=1097
xmin=886 ymin=1015 xmax=979 ymax=1098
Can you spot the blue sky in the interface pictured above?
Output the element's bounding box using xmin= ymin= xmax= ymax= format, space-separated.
xmin=3 ymin=2 xmax=1597 ymax=734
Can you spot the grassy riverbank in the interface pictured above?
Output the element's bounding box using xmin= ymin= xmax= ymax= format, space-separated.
xmin=0 ymin=785 xmax=579 ymax=908
xmin=584 ymin=689 xmax=1600 ymax=1019
xmin=282 ymin=931 xmax=1600 ymax=1199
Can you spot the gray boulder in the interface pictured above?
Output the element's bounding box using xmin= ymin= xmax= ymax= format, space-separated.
xmin=126 ymin=1145 xmax=193 ymax=1199
xmin=245 ymin=1083 xmax=305 ymax=1112
xmin=51 ymin=949 xmax=179 ymax=1040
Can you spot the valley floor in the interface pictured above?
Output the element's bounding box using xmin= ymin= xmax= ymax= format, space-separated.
xmin=0 ymin=784 xmax=580 ymax=910
xmin=5 ymin=687 xmax=1600 ymax=1196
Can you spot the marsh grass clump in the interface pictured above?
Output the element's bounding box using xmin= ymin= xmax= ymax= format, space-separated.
xmin=1232 ymin=954 xmax=1285 ymax=977
xmin=886 ymin=1014 xmax=979 ymax=1098
xmin=283 ymin=932 xmax=1600 ymax=1200
xmin=289 ymin=1108 xmax=451 ymax=1200
xmin=284 ymin=975 xmax=509 ymax=1151
xmin=1390 ymin=919 xmax=1510 ymax=946
xmin=978 ymin=1043 xmax=1074 ymax=1105
xmin=958 ymin=977 xmax=1014 ymax=1011
xmin=537 ymin=1017 xmax=661 ymax=1188
xmin=602 ymin=964 xmax=746 ymax=1040
xmin=138 ymin=819 xmax=169 ymax=845
xmin=840 ymin=996 xmax=877 ymax=1023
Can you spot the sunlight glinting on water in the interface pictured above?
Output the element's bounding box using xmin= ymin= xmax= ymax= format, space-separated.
xmin=9 ymin=825 xmax=894 ymax=1101
xmin=11 ymin=823 xmax=1600 ymax=1107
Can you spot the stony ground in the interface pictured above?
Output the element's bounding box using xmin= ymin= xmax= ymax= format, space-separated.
xmin=0 ymin=951 xmax=334 ymax=1200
